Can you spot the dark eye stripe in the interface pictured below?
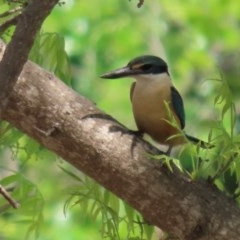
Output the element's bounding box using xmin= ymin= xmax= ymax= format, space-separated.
xmin=140 ymin=64 xmax=152 ymax=71
xmin=127 ymin=55 xmax=169 ymax=74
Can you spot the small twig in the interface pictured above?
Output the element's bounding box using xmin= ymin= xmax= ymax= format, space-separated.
xmin=0 ymin=184 xmax=20 ymax=209
xmin=0 ymin=15 xmax=20 ymax=34
xmin=5 ymin=0 xmax=27 ymax=5
xmin=0 ymin=6 xmax=22 ymax=18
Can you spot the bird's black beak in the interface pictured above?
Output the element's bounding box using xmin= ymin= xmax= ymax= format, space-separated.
xmin=100 ymin=66 xmax=140 ymax=79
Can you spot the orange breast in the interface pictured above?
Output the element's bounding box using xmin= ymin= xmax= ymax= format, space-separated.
xmin=131 ymin=77 xmax=186 ymax=146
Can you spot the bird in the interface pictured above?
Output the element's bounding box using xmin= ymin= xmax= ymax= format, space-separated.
xmin=100 ymin=55 xmax=213 ymax=153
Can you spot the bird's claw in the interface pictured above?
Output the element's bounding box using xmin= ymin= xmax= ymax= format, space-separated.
xmin=128 ymin=129 xmax=144 ymax=138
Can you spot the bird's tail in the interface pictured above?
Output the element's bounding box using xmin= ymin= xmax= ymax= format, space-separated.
xmin=185 ymin=134 xmax=214 ymax=149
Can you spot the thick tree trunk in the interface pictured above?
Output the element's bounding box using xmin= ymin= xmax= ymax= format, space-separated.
xmin=0 ymin=0 xmax=58 ymax=116
xmin=0 ymin=40 xmax=240 ymax=240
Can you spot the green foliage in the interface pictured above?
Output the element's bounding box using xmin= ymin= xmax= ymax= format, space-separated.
xmin=0 ymin=0 xmax=24 ymax=40
xmin=0 ymin=174 xmax=44 ymax=239
xmin=179 ymin=76 xmax=240 ymax=200
xmin=63 ymin=170 xmax=154 ymax=240
xmin=148 ymin=71 xmax=240 ymax=202
xmin=0 ymin=122 xmax=58 ymax=239
xmin=29 ymin=32 xmax=72 ymax=85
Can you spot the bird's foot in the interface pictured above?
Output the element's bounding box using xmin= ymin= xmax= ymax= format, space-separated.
xmin=165 ymin=146 xmax=173 ymax=156
xmin=128 ymin=129 xmax=144 ymax=138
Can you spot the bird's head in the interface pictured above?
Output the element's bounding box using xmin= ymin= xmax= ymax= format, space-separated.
xmin=100 ymin=55 xmax=169 ymax=80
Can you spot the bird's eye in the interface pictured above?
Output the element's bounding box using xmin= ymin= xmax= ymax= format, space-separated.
xmin=140 ymin=64 xmax=152 ymax=71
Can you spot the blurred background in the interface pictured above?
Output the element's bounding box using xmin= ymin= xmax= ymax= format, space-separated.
xmin=44 ymin=0 xmax=240 ymax=137
xmin=1 ymin=0 xmax=240 ymax=239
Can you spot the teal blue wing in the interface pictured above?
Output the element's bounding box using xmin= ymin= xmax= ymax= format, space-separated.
xmin=171 ymin=86 xmax=185 ymax=129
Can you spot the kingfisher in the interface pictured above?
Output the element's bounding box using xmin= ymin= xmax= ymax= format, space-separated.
xmin=101 ymin=55 xmax=213 ymax=153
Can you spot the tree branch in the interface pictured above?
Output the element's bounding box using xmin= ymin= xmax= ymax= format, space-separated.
xmin=0 ymin=6 xmax=22 ymax=18
xmin=0 ymin=0 xmax=59 ymax=117
xmin=0 ymin=40 xmax=240 ymax=240
xmin=0 ymin=184 xmax=20 ymax=209
xmin=0 ymin=15 xmax=19 ymax=34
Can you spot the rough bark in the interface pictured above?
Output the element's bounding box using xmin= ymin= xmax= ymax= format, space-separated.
xmin=0 ymin=40 xmax=240 ymax=240
xmin=0 ymin=0 xmax=58 ymax=116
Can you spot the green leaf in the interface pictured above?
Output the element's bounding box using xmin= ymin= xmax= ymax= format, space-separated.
xmin=30 ymin=32 xmax=72 ymax=85
xmin=58 ymin=165 xmax=84 ymax=182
